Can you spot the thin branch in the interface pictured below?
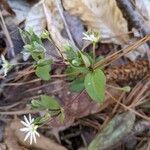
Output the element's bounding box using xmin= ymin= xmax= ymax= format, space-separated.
xmin=56 ymin=0 xmax=75 ymax=46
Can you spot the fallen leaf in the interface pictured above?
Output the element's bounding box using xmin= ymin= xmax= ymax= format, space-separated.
xmin=63 ymin=0 xmax=129 ymax=45
xmin=5 ymin=126 xmax=27 ymax=150
xmin=88 ymin=112 xmax=135 ymax=150
xmin=42 ymin=0 xmax=69 ymax=58
xmin=49 ymin=84 xmax=123 ymax=128
xmin=7 ymin=0 xmax=34 ymax=24
xmin=25 ymin=1 xmax=47 ymax=36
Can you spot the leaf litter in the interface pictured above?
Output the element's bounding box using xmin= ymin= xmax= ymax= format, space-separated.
xmin=0 ymin=0 xmax=150 ymax=150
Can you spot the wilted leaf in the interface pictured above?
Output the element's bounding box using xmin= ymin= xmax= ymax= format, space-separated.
xmin=84 ymin=68 xmax=106 ymax=102
xmin=88 ymin=112 xmax=135 ymax=150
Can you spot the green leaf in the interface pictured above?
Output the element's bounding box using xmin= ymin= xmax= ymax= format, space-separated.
xmin=65 ymin=43 xmax=77 ymax=60
xmin=59 ymin=108 xmax=65 ymax=123
xmin=37 ymin=58 xmax=52 ymax=66
xmin=70 ymin=78 xmax=84 ymax=92
xmin=32 ymin=52 xmax=44 ymax=61
xmin=65 ymin=66 xmax=89 ymax=81
xmin=40 ymin=95 xmax=60 ymax=110
xmin=35 ymin=64 xmax=51 ymax=80
xmin=19 ymin=28 xmax=42 ymax=45
xmin=84 ymin=68 xmax=106 ymax=103
xmin=31 ymin=100 xmax=41 ymax=108
xmin=79 ymin=51 xmax=91 ymax=68
xmin=41 ymin=29 xmax=50 ymax=39
xmin=122 ymin=86 xmax=131 ymax=92
xmin=19 ymin=28 xmax=31 ymax=44
xmin=31 ymin=95 xmax=60 ymax=110
xmin=32 ymin=41 xmax=46 ymax=53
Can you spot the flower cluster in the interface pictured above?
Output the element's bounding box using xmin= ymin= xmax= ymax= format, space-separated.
xmin=20 ymin=114 xmax=40 ymax=144
xmin=82 ymin=32 xmax=100 ymax=43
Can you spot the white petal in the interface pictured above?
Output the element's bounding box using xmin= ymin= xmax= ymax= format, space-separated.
xmin=20 ymin=127 xmax=30 ymax=132
xmin=32 ymin=133 xmax=37 ymax=143
xmin=24 ymin=131 xmax=31 ymax=141
xmin=35 ymin=131 xmax=40 ymax=137
xmin=30 ymin=133 xmax=33 ymax=144
xmin=29 ymin=114 xmax=32 ymax=123
xmin=21 ymin=121 xmax=30 ymax=127
xmin=24 ymin=115 xmax=30 ymax=125
xmin=31 ymin=118 xmax=34 ymax=122
xmin=82 ymin=33 xmax=88 ymax=37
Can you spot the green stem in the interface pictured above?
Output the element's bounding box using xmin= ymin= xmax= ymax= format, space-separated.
xmin=92 ymin=42 xmax=96 ymax=69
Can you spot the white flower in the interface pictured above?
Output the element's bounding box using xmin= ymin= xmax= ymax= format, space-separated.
xmin=20 ymin=114 xmax=40 ymax=144
xmin=1 ymin=55 xmax=12 ymax=77
xmin=82 ymin=32 xmax=100 ymax=43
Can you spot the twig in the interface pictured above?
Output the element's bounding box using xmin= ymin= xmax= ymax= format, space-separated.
xmin=0 ymin=109 xmax=38 ymax=115
xmin=56 ymin=0 xmax=75 ymax=46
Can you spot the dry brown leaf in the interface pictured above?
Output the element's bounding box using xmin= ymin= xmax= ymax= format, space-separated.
xmin=10 ymin=119 xmax=67 ymax=150
xmin=63 ymin=0 xmax=129 ymax=45
xmin=43 ymin=0 xmax=69 ymax=58
xmin=50 ymin=84 xmax=123 ymax=128
xmin=5 ymin=126 xmax=27 ymax=150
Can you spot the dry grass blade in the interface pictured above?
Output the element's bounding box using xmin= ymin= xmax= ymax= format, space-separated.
xmin=106 ymin=91 xmax=150 ymax=121
xmin=127 ymin=76 xmax=150 ymax=107
xmin=94 ymin=36 xmax=150 ymax=69
xmin=56 ymin=0 xmax=75 ymax=46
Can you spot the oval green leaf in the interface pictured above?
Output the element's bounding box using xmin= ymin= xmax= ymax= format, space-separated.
xmin=84 ymin=68 xmax=106 ymax=103
xmin=35 ymin=64 xmax=51 ymax=81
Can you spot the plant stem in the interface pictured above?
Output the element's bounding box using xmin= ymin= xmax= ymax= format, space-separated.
xmin=92 ymin=42 xmax=96 ymax=69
